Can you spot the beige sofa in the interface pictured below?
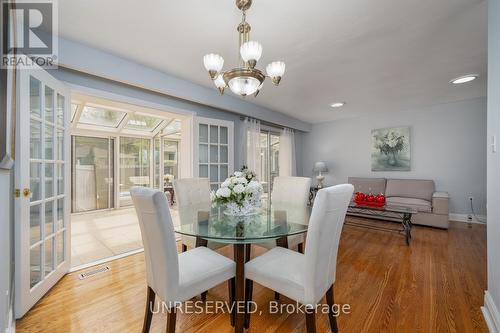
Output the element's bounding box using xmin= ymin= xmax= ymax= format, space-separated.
xmin=347 ymin=177 xmax=450 ymax=229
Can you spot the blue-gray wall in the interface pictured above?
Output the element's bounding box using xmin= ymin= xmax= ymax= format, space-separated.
xmin=300 ymin=97 xmax=487 ymax=216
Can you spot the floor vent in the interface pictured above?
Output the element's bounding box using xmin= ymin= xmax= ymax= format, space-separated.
xmin=78 ymin=266 xmax=110 ymax=280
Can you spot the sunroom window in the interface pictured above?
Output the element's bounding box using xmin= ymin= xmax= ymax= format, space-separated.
xmin=78 ymin=106 xmax=127 ymax=128
xmin=124 ymin=114 xmax=164 ymax=132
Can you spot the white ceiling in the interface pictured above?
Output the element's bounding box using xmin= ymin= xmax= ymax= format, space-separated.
xmin=58 ymin=0 xmax=487 ymax=124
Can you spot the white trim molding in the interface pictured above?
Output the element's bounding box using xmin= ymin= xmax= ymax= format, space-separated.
xmin=482 ymin=291 xmax=500 ymax=333
xmin=448 ymin=213 xmax=487 ymax=224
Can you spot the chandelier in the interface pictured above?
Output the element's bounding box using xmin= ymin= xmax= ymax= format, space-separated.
xmin=203 ymin=0 xmax=285 ymax=97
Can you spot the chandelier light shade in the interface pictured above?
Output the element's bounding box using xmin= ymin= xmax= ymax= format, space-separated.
xmin=240 ymin=41 xmax=263 ymax=65
xmin=203 ymin=54 xmax=224 ymax=79
xmin=203 ymin=0 xmax=285 ymax=97
xmin=266 ymin=61 xmax=286 ymax=85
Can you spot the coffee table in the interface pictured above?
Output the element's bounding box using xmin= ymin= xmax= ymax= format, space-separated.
xmin=346 ymin=202 xmax=417 ymax=245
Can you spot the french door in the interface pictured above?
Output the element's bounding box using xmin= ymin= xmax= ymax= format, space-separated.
xmin=15 ymin=68 xmax=71 ymax=318
xmin=194 ymin=117 xmax=234 ymax=191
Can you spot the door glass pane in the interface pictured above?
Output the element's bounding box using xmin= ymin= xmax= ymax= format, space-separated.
xmin=210 ymin=145 xmax=218 ymax=163
xmin=210 ymin=125 xmax=218 ymax=143
xmin=199 ymin=165 xmax=208 ymax=178
xmin=45 ymin=86 xmax=54 ymax=123
xmin=163 ymin=140 xmax=178 ymax=182
xmin=45 ymin=200 xmax=54 ymax=236
xmin=220 ymin=126 xmax=228 ymax=144
xmin=45 ymin=163 xmax=54 ymax=198
xmin=44 ymin=237 xmax=54 ymax=275
xmin=210 ymin=165 xmax=218 ymax=183
xmin=30 ymin=120 xmax=42 ymax=159
xmin=57 ymin=164 xmax=64 ymax=195
xmin=57 ymin=198 xmax=64 ymax=230
xmin=260 ymin=133 xmax=270 ymax=194
xmin=30 ymin=245 xmax=42 ymax=288
xmin=56 ymin=232 xmax=65 ymax=266
xmin=199 ymin=144 xmax=208 ymax=163
xmin=30 ymin=162 xmax=42 ymax=202
xmin=270 ymin=134 xmax=280 ymax=192
xmin=119 ymin=137 xmax=150 ymax=206
xmin=73 ymin=136 xmax=114 ymax=212
xmin=56 ymin=130 xmax=64 ymax=160
xmin=30 ymin=205 xmax=41 ymax=245
xmin=57 ymin=94 xmax=65 ymax=126
xmin=199 ymin=124 xmax=208 ymax=143
xmin=220 ymin=146 xmax=228 ymax=163
xmin=30 ymin=77 xmax=41 ymax=117
xmin=220 ymin=165 xmax=228 ymax=181
xmin=45 ymin=124 xmax=54 ymax=160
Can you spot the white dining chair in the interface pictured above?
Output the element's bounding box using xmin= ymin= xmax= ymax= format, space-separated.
xmin=173 ymin=178 xmax=226 ymax=252
xmin=257 ymin=176 xmax=312 ymax=252
xmin=130 ymin=187 xmax=236 ymax=333
xmin=244 ymin=184 xmax=354 ymax=333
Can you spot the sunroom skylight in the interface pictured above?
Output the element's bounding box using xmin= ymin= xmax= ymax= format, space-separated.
xmin=124 ymin=114 xmax=164 ymax=132
xmin=78 ymin=106 xmax=127 ymax=128
xmin=163 ymin=120 xmax=181 ymax=135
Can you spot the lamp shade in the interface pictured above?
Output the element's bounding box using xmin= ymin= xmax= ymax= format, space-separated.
xmin=266 ymin=61 xmax=286 ymax=78
xmin=240 ymin=41 xmax=263 ymax=62
xmin=313 ymin=161 xmax=328 ymax=173
xmin=203 ymin=53 xmax=224 ymax=72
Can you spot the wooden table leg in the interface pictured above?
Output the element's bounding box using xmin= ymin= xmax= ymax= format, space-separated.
xmin=234 ymin=244 xmax=245 ymax=333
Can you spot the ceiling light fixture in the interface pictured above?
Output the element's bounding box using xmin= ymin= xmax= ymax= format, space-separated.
xmin=330 ymin=102 xmax=345 ymax=108
xmin=203 ymin=0 xmax=285 ymax=97
xmin=450 ymin=74 xmax=479 ymax=85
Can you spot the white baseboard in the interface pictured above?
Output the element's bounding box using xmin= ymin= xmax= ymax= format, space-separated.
xmin=482 ymin=291 xmax=500 ymax=333
xmin=449 ymin=213 xmax=487 ymax=224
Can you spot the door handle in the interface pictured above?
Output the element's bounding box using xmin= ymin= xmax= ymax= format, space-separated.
xmin=23 ymin=188 xmax=32 ymax=198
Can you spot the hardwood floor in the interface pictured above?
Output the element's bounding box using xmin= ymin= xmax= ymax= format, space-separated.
xmin=16 ymin=218 xmax=488 ymax=333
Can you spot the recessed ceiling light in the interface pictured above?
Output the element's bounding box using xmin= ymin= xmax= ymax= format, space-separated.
xmin=450 ymin=75 xmax=479 ymax=85
xmin=330 ymin=102 xmax=345 ymax=108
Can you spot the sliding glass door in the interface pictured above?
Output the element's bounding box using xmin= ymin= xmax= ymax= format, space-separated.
xmin=119 ymin=137 xmax=151 ymax=206
xmin=71 ymin=136 xmax=114 ymax=213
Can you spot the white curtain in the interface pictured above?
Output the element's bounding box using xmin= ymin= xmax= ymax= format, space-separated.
xmin=279 ymin=128 xmax=296 ymax=176
xmin=244 ymin=118 xmax=261 ymax=178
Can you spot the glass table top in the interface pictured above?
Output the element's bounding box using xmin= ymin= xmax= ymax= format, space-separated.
xmin=348 ymin=202 xmax=417 ymax=214
xmin=175 ymin=204 xmax=310 ymax=244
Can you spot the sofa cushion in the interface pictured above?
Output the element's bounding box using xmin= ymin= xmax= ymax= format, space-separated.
xmin=348 ymin=177 xmax=386 ymax=195
xmin=385 ymin=179 xmax=435 ymax=201
xmin=386 ymin=196 xmax=432 ymax=213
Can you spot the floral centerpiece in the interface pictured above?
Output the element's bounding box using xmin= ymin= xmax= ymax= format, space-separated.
xmin=211 ymin=167 xmax=263 ymax=216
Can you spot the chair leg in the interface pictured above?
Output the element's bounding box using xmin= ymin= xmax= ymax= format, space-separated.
xmin=274 ymin=292 xmax=280 ymax=301
xmin=305 ymin=312 xmax=317 ymax=333
xmin=181 ymin=244 xmax=187 ymax=252
xmin=326 ymin=285 xmax=339 ymax=333
xmin=244 ymin=279 xmax=253 ymax=328
xmin=166 ymin=308 xmax=176 ymax=333
xmin=201 ymin=291 xmax=207 ymax=301
xmin=142 ymin=286 xmax=156 ymax=333
xmin=298 ymin=242 xmax=304 ymax=254
xmin=228 ymin=278 xmax=235 ymax=326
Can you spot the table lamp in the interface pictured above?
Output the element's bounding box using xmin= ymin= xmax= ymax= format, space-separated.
xmin=313 ymin=161 xmax=328 ymax=188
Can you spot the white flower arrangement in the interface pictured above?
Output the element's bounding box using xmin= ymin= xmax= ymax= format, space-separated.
xmin=212 ymin=167 xmax=263 ymax=216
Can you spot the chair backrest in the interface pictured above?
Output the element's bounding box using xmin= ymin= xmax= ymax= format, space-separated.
xmin=173 ymin=178 xmax=211 ymax=225
xmin=271 ymin=177 xmax=312 ymax=225
xmin=303 ymin=184 xmax=354 ymax=305
xmin=130 ymin=187 xmax=179 ymax=302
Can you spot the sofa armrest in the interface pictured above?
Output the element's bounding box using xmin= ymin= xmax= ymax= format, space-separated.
xmin=432 ymin=192 xmax=449 ymax=215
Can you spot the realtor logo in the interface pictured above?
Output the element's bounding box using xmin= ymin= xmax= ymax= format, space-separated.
xmin=1 ymin=0 xmax=58 ymax=68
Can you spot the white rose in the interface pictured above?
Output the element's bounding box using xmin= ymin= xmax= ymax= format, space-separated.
xmin=221 ymin=179 xmax=231 ymax=188
xmin=233 ymin=184 xmax=245 ymax=194
xmin=234 ymin=171 xmax=243 ymax=177
xmin=237 ymin=177 xmax=248 ymax=184
xmin=216 ymin=187 xmax=231 ymax=198
xmin=210 ymin=190 xmax=216 ymax=201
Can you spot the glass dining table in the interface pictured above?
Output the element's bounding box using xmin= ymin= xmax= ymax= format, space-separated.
xmin=175 ymin=203 xmax=310 ymax=333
